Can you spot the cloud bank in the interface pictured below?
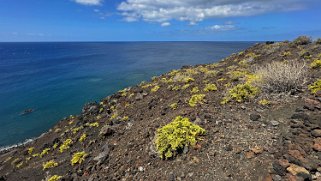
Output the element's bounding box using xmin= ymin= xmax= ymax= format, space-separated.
xmin=117 ymin=0 xmax=306 ymax=25
xmin=74 ymin=0 xmax=102 ymax=6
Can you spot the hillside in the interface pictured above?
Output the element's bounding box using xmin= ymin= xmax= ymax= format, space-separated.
xmin=1 ymin=37 xmax=321 ymax=181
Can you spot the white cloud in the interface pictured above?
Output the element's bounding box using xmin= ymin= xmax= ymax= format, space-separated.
xmin=210 ymin=24 xmax=235 ymax=31
xmin=117 ymin=0 xmax=307 ymax=25
xmin=73 ymin=0 xmax=102 ymax=6
xmin=161 ymin=22 xmax=171 ymax=27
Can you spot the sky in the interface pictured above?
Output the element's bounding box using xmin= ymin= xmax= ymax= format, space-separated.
xmin=0 ymin=0 xmax=321 ymax=41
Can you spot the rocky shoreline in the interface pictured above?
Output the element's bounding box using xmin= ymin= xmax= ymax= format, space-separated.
xmin=0 ymin=37 xmax=321 ymax=181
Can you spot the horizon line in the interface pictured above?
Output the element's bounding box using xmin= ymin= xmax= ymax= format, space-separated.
xmin=0 ymin=40 xmax=267 ymax=43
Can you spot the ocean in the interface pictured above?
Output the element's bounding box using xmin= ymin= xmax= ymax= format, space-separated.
xmin=0 ymin=42 xmax=255 ymax=147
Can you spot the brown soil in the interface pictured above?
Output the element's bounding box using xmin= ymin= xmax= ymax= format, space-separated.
xmin=1 ymin=38 xmax=321 ymax=181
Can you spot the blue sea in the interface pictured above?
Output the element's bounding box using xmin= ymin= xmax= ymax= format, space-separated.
xmin=0 ymin=42 xmax=255 ymax=147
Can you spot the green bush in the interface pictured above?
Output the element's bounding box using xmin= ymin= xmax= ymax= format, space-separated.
xmin=43 ymin=160 xmax=58 ymax=170
xmin=47 ymin=175 xmax=62 ymax=181
xmin=311 ymin=59 xmax=321 ymax=69
xmin=155 ymin=116 xmax=205 ymax=159
xmin=71 ymin=151 xmax=87 ymax=166
xmin=223 ymin=83 xmax=259 ymax=103
xmin=308 ymin=79 xmax=321 ymax=94
xmin=204 ymin=84 xmax=218 ymax=92
xmin=188 ymin=94 xmax=205 ymax=107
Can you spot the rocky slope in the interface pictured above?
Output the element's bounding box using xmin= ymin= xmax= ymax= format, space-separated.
xmin=1 ymin=37 xmax=321 ymax=181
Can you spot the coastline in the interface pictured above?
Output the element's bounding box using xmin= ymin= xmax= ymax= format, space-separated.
xmin=0 ymin=38 xmax=320 ymax=181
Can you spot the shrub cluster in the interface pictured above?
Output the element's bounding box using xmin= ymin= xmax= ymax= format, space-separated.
xmin=59 ymin=139 xmax=73 ymax=153
xmin=204 ymin=84 xmax=218 ymax=92
xmin=188 ymin=94 xmax=205 ymax=107
xmin=308 ymin=79 xmax=321 ymax=94
xmin=222 ymin=83 xmax=259 ymax=104
xmin=71 ymin=151 xmax=87 ymax=166
xmin=155 ymin=116 xmax=205 ymax=159
xmin=293 ymin=36 xmax=312 ymax=45
xmin=151 ymin=85 xmax=160 ymax=92
xmin=255 ymin=61 xmax=307 ymax=93
xmin=311 ymin=59 xmax=321 ymax=69
xmin=43 ymin=160 xmax=58 ymax=170
xmin=79 ymin=133 xmax=87 ymax=142
xmin=47 ymin=175 xmax=62 ymax=181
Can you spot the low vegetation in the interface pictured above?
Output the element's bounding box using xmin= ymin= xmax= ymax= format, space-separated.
xmin=204 ymin=83 xmax=218 ymax=92
xmin=188 ymin=94 xmax=206 ymax=107
xmin=155 ymin=116 xmax=206 ymax=159
xmin=71 ymin=151 xmax=87 ymax=166
xmin=59 ymin=139 xmax=73 ymax=153
xmin=258 ymin=99 xmax=270 ymax=106
xmin=292 ymin=36 xmax=311 ymax=45
xmin=311 ymin=59 xmax=321 ymax=69
xmin=43 ymin=160 xmax=58 ymax=170
xmin=222 ymin=83 xmax=259 ymax=104
xmin=308 ymin=79 xmax=321 ymax=94
xmin=255 ymin=61 xmax=307 ymax=93
xmin=47 ymin=175 xmax=62 ymax=181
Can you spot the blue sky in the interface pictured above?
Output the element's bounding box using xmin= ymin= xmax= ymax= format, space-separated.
xmin=0 ymin=0 xmax=320 ymax=41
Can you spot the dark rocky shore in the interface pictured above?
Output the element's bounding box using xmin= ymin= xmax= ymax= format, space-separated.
xmin=1 ymin=37 xmax=321 ymax=181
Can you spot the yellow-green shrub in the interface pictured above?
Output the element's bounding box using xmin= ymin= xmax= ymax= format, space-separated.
xmin=86 ymin=122 xmax=99 ymax=127
xmin=110 ymin=113 xmax=118 ymax=120
xmin=40 ymin=148 xmax=50 ymax=157
xmin=169 ymin=103 xmax=178 ymax=110
xmin=118 ymin=89 xmax=127 ymax=97
xmin=161 ymin=77 xmax=173 ymax=84
xmin=204 ymin=84 xmax=217 ymax=92
xmin=190 ymin=87 xmax=199 ymax=94
xmin=32 ymin=153 xmax=40 ymax=157
xmin=72 ymin=126 xmax=83 ymax=134
xmin=16 ymin=162 xmax=23 ymax=168
xmin=59 ymin=139 xmax=73 ymax=153
xmin=155 ymin=116 xmax=206 ymax=159
xmin=204 ymin=70 xmax=218 ymax=78
xmin=182 ymin=77 xmax=195 ymax=83
xmin=311 ymin=59 xmax=321 ymax=69
xmin=308 ymin=79 xmax=321 ymax=94
xmin=228 ymin=70 xmax=248 ymax=81
xmin=71 ymin=151 xmax=87 ymax=166
xmin=169 ymin=69 xmax=179 ymax=76
xmin=185 ymin=68 xmax=198 ymax=75
xmin=188 ymin=94 xmax=206 ymax=107
xmin=223 ymin=83 xmax=259 ymax=103
xmin=79 ymin=133 xmax=87 ymax=142
xmin=27 ymin=147 xmax=34 ymax=155
xmin=245 ymin=52 xmax=259 ymax=58
xmin=43 ymin=160 xmax=58 ymax=170
xmin=280 ymin=51 xmax=292 ymax=57
xmin=47 ymin=175 xmax=62 ymax=181
xmin=121 ymin=116 xmax=129 ymax=121
xmin=258 ymin=99 xmax=270 ymax=106
xmin=141 ymin=83 xmax=154 ymax=89
xmin=151 ymin=85 xmax=160 ymax=92
xmin=181 ymin=84 xmax=190 ymax=90
xmin=168 ymin=85 xmax=180 ymax=91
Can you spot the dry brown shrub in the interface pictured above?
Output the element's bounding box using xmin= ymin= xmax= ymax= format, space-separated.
xmin=255 ymin=61 xmax=307 ymax=94
xmin=293 ymin=36 xmax=312 ymax=45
